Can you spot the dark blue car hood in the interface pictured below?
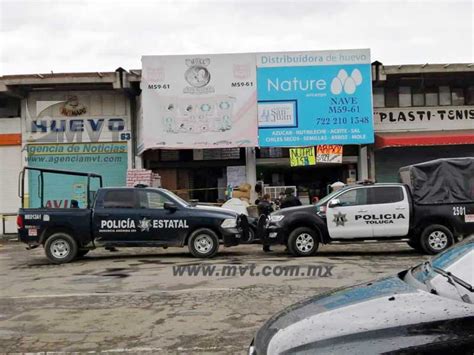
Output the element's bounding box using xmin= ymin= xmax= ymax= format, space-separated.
xmin=254 ymin=275 xmax=474 ymax=354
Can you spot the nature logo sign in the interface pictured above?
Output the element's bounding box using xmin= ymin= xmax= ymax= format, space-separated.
xmin=257 ymin=49 xmax=374 ymax=147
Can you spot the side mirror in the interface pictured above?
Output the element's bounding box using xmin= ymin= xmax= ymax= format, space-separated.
xmin=163 ymin=202 xmax=178 ymax=211
xmin=328 ymin=199 xmax=341 ymax=208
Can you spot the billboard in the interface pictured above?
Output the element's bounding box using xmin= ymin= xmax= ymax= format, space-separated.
xmin=257 ymin=49 xmax=374 ymax=147
xmin=141 ymin=54 xmax=258 ymax=149
xmin=24 ymin=91 xmax=131 ymax=144
xmin=26 ymin=142 xmax=127 ymax=208
xmin=374 ymin=106 xmax=474 ymax=132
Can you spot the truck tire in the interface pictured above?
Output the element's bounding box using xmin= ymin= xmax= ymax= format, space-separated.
xmin=188 ymin=228 xmax=219 ymax=258
xmin=44 ymin=232 xmax=78 ymax=264
xmin=420 ymin=224 xmax=454 ymax=255
xmin=287 ymin=227 xmax=319 ymax=257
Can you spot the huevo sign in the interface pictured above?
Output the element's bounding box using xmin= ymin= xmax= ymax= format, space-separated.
xmin=24 ymin=92 xmax=130 ymax=143
xmin=257 ymin=49 xmax=374 ymax=147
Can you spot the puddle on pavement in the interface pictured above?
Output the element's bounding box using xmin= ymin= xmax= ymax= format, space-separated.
xmin=136 ymin=259 xmax=177 ymax=265
xmin=100 ymin=273 xmax=129 ymax=278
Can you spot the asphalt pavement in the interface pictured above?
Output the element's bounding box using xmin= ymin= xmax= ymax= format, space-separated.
xmin=0 ymin=240 xmax=429 ymax=354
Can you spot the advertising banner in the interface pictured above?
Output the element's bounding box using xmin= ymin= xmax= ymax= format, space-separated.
xmin=24 ymin=91 xmax=130 ymax=144
xmin=257 ymin=49 xmax=374 ymax=147
xmin=374 ymin=106 xmax=474 ymax=132
xmin=316 ymin=145 xmax=343 ymax=163
xmin=26 ymin=142 xmax=127 ymax=208
xmin=141 ymin=54 xmax=258 ymax=149
xmin=289 ymin=147 xmax=316 ymax=167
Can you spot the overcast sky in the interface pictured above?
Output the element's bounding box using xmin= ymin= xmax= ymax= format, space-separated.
xmin=0 ymin=0 xmax=472 ymax=75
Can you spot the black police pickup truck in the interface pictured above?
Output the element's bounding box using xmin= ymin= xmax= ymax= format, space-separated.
xmin=259 ymin=158 xmax=474 ymax=256
xmin=17 ymin=167 xmax=247 ymax=263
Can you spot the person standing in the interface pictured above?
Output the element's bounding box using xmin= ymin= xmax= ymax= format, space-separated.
xmin=257 ymin=193 xmax=274 ymax=216
xmin=280 ymin=188 xmax=302 ymax=209
xmin=258 ymin=194 xmax=274 ymax=252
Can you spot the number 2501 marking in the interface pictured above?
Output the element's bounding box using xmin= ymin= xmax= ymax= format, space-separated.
xmin=453 ymin=206 xmax=466 ymax=216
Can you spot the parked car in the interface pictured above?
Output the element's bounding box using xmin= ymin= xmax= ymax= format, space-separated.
xmin=17 ymin=167 xmax=248 ymax=263
xmin=259 ymin=158 xmax=474 ymax=256
xmin=249 ymin=237 xmax=474 ymax=354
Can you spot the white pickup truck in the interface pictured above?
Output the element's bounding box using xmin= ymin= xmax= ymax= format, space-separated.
xmin=259 ymin=158 xmax=474 ymax=256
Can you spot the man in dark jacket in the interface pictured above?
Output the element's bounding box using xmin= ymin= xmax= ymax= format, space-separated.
xmin=258 ymin=193 xmax=274 ymax=216
xmin=280 ymin=188 xmax=302 ymax=209
xmin=258 ymin=194 xmax=274 ymax=252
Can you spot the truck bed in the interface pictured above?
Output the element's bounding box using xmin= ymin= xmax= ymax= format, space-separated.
xmin=18 ymin=208 xmax=93 ymax=247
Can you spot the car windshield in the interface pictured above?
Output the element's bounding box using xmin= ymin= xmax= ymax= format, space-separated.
xmin=408 ymin=237 xmax=473 ymax=302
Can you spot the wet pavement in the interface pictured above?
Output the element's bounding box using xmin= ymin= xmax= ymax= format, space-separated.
xmin=0 ymin=240 xmax=428 ymax=354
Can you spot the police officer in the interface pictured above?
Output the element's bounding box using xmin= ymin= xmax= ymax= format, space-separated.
xmin=280 ymin=188 xmax=302 ymax=209
xmin=258 ymin=194 xmax=274 ymax=252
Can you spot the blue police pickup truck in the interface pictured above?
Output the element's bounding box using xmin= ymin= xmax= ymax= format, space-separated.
xmin=17 ymin=167 xmax=247 ymax=263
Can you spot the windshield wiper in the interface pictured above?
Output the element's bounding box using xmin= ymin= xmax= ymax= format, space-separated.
xmin=432 ymin=266 xmax=474 ymax=293
xmin=421 ymin=261 xmax=439 ymax=295
xmin=420 ymin=261 xmax=473 ymax=303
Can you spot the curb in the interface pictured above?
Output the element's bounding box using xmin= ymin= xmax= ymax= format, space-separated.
xmin=0 ymin=235 xmax=18 ymax=242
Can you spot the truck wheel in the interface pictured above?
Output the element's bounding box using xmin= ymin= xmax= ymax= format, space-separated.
xmin=287 ymin=227 xmax=319 ymax=257
xmin=246 ymin=227 xmax=256 ymax=243
xmin=420 ymin=225 xmax=453 ymax=255
xmin=188 ymin=228 xmax=219 ymax=258
xmin=44 ymin=232 xmax=78 ymax=264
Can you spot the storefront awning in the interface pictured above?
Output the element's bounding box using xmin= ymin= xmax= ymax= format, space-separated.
xmin=0 ymin=133 xmax=21 ymax=146
xmin=375 ymin=130 xmax=474 ymax=149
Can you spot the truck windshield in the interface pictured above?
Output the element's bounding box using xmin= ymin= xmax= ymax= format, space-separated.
xmin=316 ymin=189 xmax=344 ymax=207
xmin=161 ymin=189 xmax=190 ymax=207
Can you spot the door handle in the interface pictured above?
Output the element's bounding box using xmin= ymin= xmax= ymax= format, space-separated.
xmin=395 ymin=207 xmax=406 ymax=210
xmin=358 ymin=210 xmax=368 ymax=213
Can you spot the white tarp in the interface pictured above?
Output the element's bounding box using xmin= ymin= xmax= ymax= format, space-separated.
xmin=141 ymin=54 xmax=258 ymax=149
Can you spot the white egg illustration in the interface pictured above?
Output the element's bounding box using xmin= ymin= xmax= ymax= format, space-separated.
xmin=344 ymin=77 xmax=357 ymax=94
xmin=331 ymin=77 xmax=343 ymax=95
xmin=351 ymin=69 xmax=363 ymax=85
xmin=337 ymin=69 xmax=348 ymax=82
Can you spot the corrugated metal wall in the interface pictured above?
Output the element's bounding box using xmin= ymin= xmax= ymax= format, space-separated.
xmin=375 ymin=145 xmax=474 ymax=182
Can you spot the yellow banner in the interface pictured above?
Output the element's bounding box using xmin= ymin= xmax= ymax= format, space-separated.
xmin=289 ymin=147 xmax=316 ymax=167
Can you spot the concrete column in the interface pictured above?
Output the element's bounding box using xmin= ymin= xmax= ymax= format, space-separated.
xmin=368 ymin=146 xmax=376 ymax=181
xmin=245 ymin=147 xmax=257 ymax=202
xmin=357 ymin=145 xmax=369 ymax=181
xmin=134 ymin=155 xmax=143 ymax=169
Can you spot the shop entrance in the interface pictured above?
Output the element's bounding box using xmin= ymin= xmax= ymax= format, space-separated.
xmin=155 ymin=166 xmax=226 ymax=203
xmin=191 ymin=167 xmax=225 ymax=203
xmin=257 ymin=163 xmax=355 ymax=203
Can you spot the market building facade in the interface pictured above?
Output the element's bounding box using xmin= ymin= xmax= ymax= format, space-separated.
xmin=0 ymin=70 xmax=138 ymax=232
xmin=372 ymin=63 xmax=474 ymax=182
xmin=1 ymin=57 xmax=473 ymax=233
